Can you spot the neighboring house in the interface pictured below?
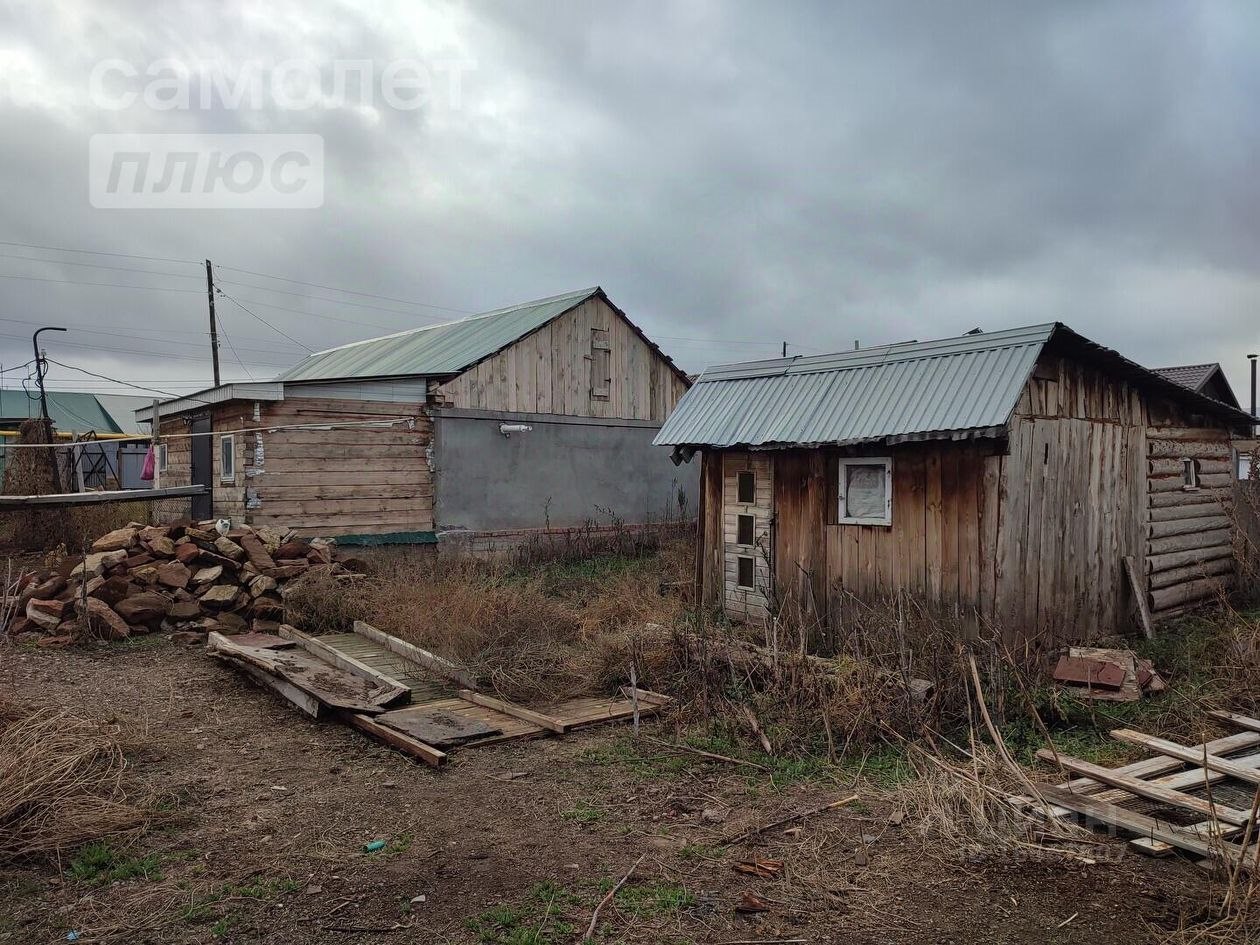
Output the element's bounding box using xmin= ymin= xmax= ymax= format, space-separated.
xmin=655 ymin=323 xmax=1254 ymax=643
xmin=0 ymin=389 xmax=152 ymax=489
xmin=1151 ymin=363 xmax=1241 ymax=409
xmin=139 ymin=287 xmax=694 ymax=541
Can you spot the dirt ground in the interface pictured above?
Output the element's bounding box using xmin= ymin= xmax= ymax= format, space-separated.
xmin=0 ymin=638 xmax=1220 ymax=945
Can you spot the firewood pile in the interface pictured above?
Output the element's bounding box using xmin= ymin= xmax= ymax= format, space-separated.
xmin=4 ymin=522 xmax=364 ymax=645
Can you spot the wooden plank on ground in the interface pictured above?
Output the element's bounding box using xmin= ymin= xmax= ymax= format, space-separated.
xmin=279 ymin=624 xmax=410 ymax=707
xmin=220 ymin=657 xmax=321 ymax=718
xmin=1038 ymin=785 xmax=1253 ymax=870
xmin=342 ymin=712 xmax=446 ymax=767
xmin=1050 ymin=753 xmax=1254 ymax=825
xmin=353 ymin=620 xmax=477 ymax=689
xmin=378 ymin=706 xmax=501 ymax=748
xmin=209 ymin=631 xmax=394 ymax=715
xmin=1208 ymin=710 xmax=1260 ymax=734
xmin=458 ymin=689 xmax=565 ymax=734
xmin=619 ymin=686 xmax=673 ymax=707
xmin=1111 ymin=729 xmax=1260 ymax=786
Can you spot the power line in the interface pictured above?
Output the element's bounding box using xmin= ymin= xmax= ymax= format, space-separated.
xmin=215 ymin=264 xmax=472 ymax=315
xmin=0 ymin=251 xmax=204 ymax=280
xmin=215 ymin=318 xmax=256 ymax=382
xmin=0 ymin=332 xmax=290 ymax=367
xmin=44 ymin=357 xmax=218 ymax=404
xmin=0 ymin=272 xmax=203 ymax=294
xmin=0 ymin=317 xmax=303 ymax=357
xmin=216 ymin=277 xmax=456 ymax=323
xmin=214 ymin=289 xmax=314 ymax=352
xmin=0 ymin=239 xmax=200 ymax=266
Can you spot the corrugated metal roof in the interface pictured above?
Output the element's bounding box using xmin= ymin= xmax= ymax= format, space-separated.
xmin=656 ymin=323 xmax=1049 ymax=449
xmin=0 ymin=389 xmax=125 ymax=434
xmin=276 ymin=287 xmax=600 ymax=383
xmin=137 ymin=383 xmax=284 ymax=422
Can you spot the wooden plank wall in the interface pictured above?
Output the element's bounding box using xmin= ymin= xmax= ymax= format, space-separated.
xmin=434 ymin=297 xmax=688 ymax=422
xmin=996 ymin=356 xmax=1147 ymax=644
xmin=1144 ymin=424 xmax=1236 ymax=617
xmin=721 ymin=452 xmax=773 ymax=620
xmin=156 ymin=415 xmax=191 ymax=489
xmin=247 ymin=397 xmax=432 ymax=537
xmin=697 ymin=452 xmax=723 ymax=608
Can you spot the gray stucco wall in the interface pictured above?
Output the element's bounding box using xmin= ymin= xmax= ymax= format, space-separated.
xmin=430 ymin=407 xmax=698 ymax=532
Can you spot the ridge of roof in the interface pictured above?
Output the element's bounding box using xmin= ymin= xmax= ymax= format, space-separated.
xmin=275 ymin=286 xmax=601 ymax=383
xmin=299 ymin=286 xmax=601 ymax=359
xmin=697 ymin=322 xmax=1058 ymax=382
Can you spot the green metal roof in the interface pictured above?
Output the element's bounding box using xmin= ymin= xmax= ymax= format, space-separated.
xmin=277 ymin=287 xmax=601 ymax=383
xmin=0 ymin=389 xmax=131 ymax=434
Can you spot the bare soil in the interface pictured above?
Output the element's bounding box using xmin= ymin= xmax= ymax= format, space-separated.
xmin=0 ymin=638 xmax=1216 ymax=945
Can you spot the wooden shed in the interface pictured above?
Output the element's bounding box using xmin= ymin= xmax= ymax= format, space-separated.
xmin=139 ymin=287 xmax=693 ymax=544
xmin=654 ymin=323 xmax=1254 ymax=643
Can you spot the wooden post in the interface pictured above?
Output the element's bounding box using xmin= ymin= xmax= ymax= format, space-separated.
xmin=1123 ymin=555 xmax=1154 ymax=639
xmin=205 ymin=260 xmax=221 ymax=387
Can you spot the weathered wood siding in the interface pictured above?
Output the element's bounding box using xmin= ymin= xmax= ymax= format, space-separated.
xmin=247 ymin=397 xmax=432 ymax=537
xmin=695 ymin=352 xmax=1243 ymax=643
xmin=434 ymin=296 xmax=688 ymax=421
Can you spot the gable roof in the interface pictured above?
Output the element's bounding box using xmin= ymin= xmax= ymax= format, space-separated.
xmin=0 ymin=389 xmax=149 ymax=435
xmin=1151 ymin=363 xmax=1240 ymax=408
xmin=277 ymin=287 xmax=601 ymax=383
xmin=654 ymin=323 xmax=1254 ymax=452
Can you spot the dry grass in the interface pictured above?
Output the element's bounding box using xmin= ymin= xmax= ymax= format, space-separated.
xmin=0 ymin=697 xmax=150 ymax=862
xmin=285 ymin=533 xmax=693 ymax=703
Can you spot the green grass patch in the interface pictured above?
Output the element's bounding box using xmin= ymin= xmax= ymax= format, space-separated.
xmin=605 ymin=880 xmax=695 ymax=916
xmin=180 ymin=876 xmax=300 ymax=924
xmin=561 ymin=800 xmax=605 ymax=823
xmin=67 ymin=842 xmax=163 ymax=885
xmin=466 ymin=882 xmax=578 ymax=944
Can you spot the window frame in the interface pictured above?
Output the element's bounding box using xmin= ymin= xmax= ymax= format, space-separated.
xmin=589 ymin=327 xmax=611 ymax=400
xmin=837 ymin=456 xmax=893 ymax=526
xmin=1182 ymin=457 xmax=1200 ymax=491
xmin=736 ymin=555 xmax=755 ymax=589
xmin=155 ymin=442 xmax=168 ymax=473
xmin=736 ymin=513 xmax=755 ymax=546
xmin=219 ymin=434 xmax=236 ymax=483
xmin=736 ymin=470 xmax=756 ymax=504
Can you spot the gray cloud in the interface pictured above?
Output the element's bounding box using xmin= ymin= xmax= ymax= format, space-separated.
xmin=0 ymin=0 xmax=1256 ymax=406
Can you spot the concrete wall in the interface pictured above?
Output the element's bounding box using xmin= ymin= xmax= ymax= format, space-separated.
xmin=430 ymin=407 xmax=697 ymax=532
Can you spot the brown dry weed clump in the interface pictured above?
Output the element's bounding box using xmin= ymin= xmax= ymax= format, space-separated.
xmin=284 ymin=534 xmax=693 ymax=704
xmin=0 ymin=698 xmax=150 ymax=862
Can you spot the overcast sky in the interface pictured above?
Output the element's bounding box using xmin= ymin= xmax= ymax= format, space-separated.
xmin=0 ymin=1 xmax=1257 ymax=406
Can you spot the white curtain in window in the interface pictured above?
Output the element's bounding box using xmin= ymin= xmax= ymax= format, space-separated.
xmin=845 ymin=464 xmax=885 ymax=518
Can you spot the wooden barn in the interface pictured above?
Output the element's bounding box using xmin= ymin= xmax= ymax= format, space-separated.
xmin=139 ymin=288 xmax=693 ymax=544
xmin=654 ymin=323 xmax=1255 ymax=643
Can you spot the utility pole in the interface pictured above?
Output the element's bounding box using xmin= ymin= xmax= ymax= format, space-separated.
xmin=205 ymin=259 xmax=221 ymax=387
xmin=782 ymin=341 xmax=787 ymax=357
xmin=31 ymin=325 xmax=67 ymax=493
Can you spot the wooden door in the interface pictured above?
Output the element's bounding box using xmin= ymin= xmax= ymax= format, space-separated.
xmin=189 ymin=415 xmax=212 ymax=520
xmin=722 ymin=453 xmax=773 ymax=621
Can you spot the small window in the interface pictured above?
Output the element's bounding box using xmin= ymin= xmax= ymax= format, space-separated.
xmin=737 ymin=513 xmax=755 ymax=546
xmin=737 ymin=555 xmax=755 ymax=588
xmin=155 ymin=443 xmax=168 ymax=473
xmin=1182 ymin=457 xmax=1200 ymax=491
xmin=1239 ymin=450 xmax=1254 ymax=481
xmin=219 ymin=434 xmax=235 ymax=483
xmin=838 ymin=457 xmax=893 ymax=526
xmin=737 ymin=471 xmax=755 ymax=504
xmin=590 ymin=327 xmax=610 ymax=399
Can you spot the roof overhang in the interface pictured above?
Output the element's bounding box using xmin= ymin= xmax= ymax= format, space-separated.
xmin=136 ymin=382 xmax=285 ymax=423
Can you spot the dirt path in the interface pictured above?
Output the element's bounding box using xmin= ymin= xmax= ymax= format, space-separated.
xmin=1 ymin=639 xmax=1211 ymax=944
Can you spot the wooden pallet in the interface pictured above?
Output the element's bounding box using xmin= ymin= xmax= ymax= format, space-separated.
xmin=218 ymin=623 xmax=674 ymax=769
xmin=1022 ymin=711 xmax=1260 ymax=869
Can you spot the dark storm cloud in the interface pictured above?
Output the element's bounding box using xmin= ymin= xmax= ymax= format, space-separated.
xmin=0 ymin=0 xmax=1256 ymax=402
